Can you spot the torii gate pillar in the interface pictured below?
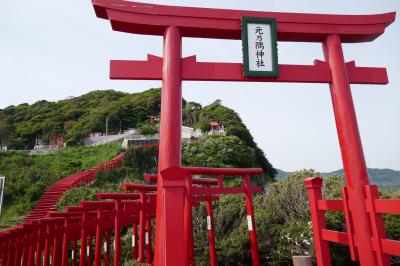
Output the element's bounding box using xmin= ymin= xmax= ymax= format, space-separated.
xmin=323 ymin=34 xmax=376 ymax=265
xmin=155 ymin=26 xmax=186 ymax=266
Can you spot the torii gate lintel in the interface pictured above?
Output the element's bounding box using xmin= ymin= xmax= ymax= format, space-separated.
xmin=109 ymin=54 xmax=388 ymax=84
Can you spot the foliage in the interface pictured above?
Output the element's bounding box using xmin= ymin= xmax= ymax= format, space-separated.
xmin=182 ymin=101 xmax=202 ymax=127
xmin=57 ymin=145 xmax=158 ymax=211
xmin=261 ymin=169 xmax=316 ymax=224
xmin=197 ymin=120 xmax=211 ymax=133
xmin=137 ymin=121 xmax=159 ymax=135
xmin=183 ymin=135 xmax=255 ymax=169
xmin=124 ymin=145 xmax=158 ymax=178
xmin=183 ymin=99 xmax=276 ymax=179
xmin=0 ymin=88 xmax=276 ymax=182
xmin=0 ymin=89 xmax=161 ymax=148
xmin=270 ymin=222 xmax=314 ymax=265
xmin=122 ymin=260 xmax=147 ymax=266
xmin=0 ymin=143 xmax=120 ymax=228
xmin=56 ymin=187 xmax=105 ymax=210
xmin=190 ymin=169 xmax=370 ymax=265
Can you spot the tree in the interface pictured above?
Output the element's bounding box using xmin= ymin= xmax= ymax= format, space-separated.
xmin=137 ymin=121 xmax=159 ymax=135
xmin=182 ymin=135 xmax=256 ymax=169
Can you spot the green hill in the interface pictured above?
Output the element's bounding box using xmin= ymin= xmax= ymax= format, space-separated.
xmin=276 ymin=168 xmax=400 ymax=189
xmin=0 ymin=88 xmax=276 ymax=178
xmin=326 ymin=168 xmax=400 ymax=189
xmin=0 ymin=88 xmax=276 ymax=227
xmin=0 ymin=89 xmax=161 ymax=148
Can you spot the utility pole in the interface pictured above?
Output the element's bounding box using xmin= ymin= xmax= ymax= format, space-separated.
xmin=0 ymin=176 xmax=5 ymax=217
xmin=106 ymin=116 xmax=109 ymax=136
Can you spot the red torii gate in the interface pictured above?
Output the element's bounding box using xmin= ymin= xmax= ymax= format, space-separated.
xmin=91 ymin=1 xmax=396 ymax=265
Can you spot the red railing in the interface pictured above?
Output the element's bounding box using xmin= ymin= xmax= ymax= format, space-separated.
xmin=0 ymin=165 xmax=264 ymax=266
xmin=0 ymin=152 xmax=126 ymax=264
xmin=305 ymin=176 xmax=400 ymax=266
xmin=23 ymin=153 xmax=126 ymax=222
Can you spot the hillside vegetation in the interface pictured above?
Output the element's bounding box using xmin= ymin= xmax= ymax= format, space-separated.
xmin=0 ymin=89 xmax=161 ymax=148
xmin=0 ymin=88 xmax=275 ymax=178
xmin=0 ymin=143 xmax=121 ymax=228
xmin=0 ymin=88 xmax=276 ymax=227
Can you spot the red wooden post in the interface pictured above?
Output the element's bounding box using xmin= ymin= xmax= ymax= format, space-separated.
xmin=365 ymin=185 xmax=390 ymax=266
xmin=145 ymin=213 xmax=153 ymax=264
xmin=154 ymin=26 xmax=185 ymax=266
xmin=132 ymin=222 xmax=139 ymax=260
xmin=114 ymin=199 xmax=122 ymax=266
xmin=15 ymin=231 xmax=23 ymax=266
xmin=22 ymin=230 xmax=30 ymax=266
xmin=43 ymin=223 xmax=52 ymax=266
xmin=341 ymin=187 xmax=358 ymax=260
xmin=243 ymin=174 xmax=260 ymax=266
xmin=88 ymin=234 xmax=94 ymax=266
xmin=2 ymin=238 xmax=6 ymax=266
xmin=25 ymin=225 xmax=36 ymax=266
xmin=29 ymin=227 xmax=38 ymax=266
xmin=79 ymin=210 xmax=88 ymax=266
xmin=304 ymin=177 xmax=331 ymax=266
xmin=7 ymin=234 xmax=14 ymax=266
xmin=2 ymin=243 xmax=6 ymax=266
xmin=35 ymin=224 xmax=44 ymax=266
xmin=95 ymin=208 xmax=104 ymax=266
xmin=6 ymin=233 xmax=14 ymax=265
xmin=13 ymin=229 xmax=22 ymax=266
xmin=185 ymin=173 xmax=195 ymax=266
xmin=11 ymin=235 xmax=16 ymax=266
xmin=61 ymin=221 xmax=69 ymax=266
xmin=72 ymin=240 xmax=78 ymax=266
xmin=52 ymin=222 xmax=63 ymax=266
xmin=27 ymin=232 xmax=33 ymax=265
xmin=104 ymin=231 xmax=111 ymax=266
xmin=0 ymin=236 xmax=3 ymax=264
xmin=323 ymin=34 xmax=380 ymax=266
xmin=206 ymin=198 xmax=217 ymax=266
xmin=0 ymin=235 xmax=6 ymax=266
xmin=139 ymin=193 xmax=146 ymax=263
xmin=0 ymin=239 xmax=5 ymax=266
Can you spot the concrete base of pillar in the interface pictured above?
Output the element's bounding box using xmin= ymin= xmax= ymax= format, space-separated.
xmin=292 ymin=255 xmax=312 ymax=266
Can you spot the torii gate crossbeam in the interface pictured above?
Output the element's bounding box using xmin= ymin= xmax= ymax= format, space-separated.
xmin=91 ymin=1 xmax=396 ymax=265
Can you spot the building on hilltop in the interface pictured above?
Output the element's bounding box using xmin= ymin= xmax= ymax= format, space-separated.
xmin=208 ymin=120 xmax=225 ymax=135
xmin=31 ymin=135 xmax=65 ymax=155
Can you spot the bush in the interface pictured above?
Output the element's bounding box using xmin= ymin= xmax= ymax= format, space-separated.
xmin=182 ymin=135 xmax=255 ymax=169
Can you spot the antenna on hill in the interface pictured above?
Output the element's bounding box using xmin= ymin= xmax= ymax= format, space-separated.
xmin=106 ymin=116 xmax=109 ymax=136
xmin=0 ymin=176 xmax=5 ymax=217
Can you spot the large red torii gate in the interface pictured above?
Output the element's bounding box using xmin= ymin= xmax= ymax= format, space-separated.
xmin=91 ymin=1 xmax=395 ymax=265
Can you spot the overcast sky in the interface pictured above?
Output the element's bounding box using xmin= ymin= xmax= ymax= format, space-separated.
xmin=1 ymin=0 xmax=399 ymax=172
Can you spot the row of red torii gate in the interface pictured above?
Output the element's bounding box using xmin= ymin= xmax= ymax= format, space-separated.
xmin=1 ymin=1 xmax=400 ymax=265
